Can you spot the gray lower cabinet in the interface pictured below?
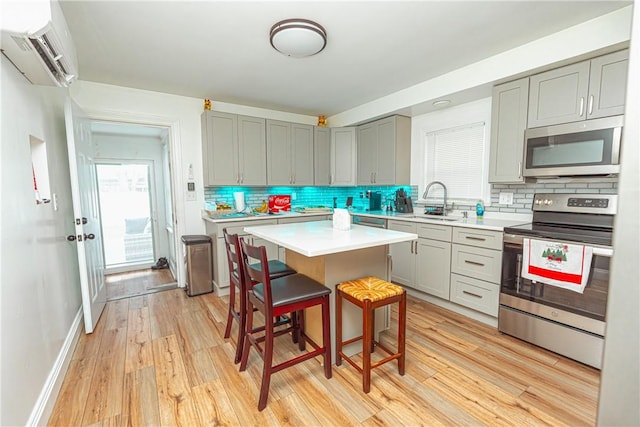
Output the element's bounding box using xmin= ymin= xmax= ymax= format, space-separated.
xmin=388 ymin=220 xmax=452 ymax=298
xmin=266 ymin=120 xmax=314 ymax=186
xmin=207 ymin=219 xmax=278 ymax=294
xmin=528 ymin=50 xmax=628 ymax=127
xmin=488 ymin=77 xmax=529 ymax=184
xmin=450 ymin=228 xmax=503 ymax=316
xmin=201 ymin=111 xmax=266 ymax=186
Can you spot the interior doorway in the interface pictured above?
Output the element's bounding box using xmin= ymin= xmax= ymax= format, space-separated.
xmin=90 ymin=120 xmax=177 ymax=299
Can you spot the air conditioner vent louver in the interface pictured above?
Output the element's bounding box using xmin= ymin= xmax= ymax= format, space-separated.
xmin=1 ymin=0 xmax=78 ymax=87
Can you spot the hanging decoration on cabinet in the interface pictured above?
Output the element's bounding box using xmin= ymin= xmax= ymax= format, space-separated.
xmin=204 ymin=99 xmax=212 ymax=110
xmin=317 ymin=115 xmax=327 ymax=127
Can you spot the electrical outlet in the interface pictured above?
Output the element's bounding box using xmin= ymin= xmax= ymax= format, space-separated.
xmin=499 ymin=192 xmax=514 ymax=205
xmin=291 ymin=191 xmax=296 ymax=201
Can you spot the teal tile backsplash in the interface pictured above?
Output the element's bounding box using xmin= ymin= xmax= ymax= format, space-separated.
xmin=204 ymin=185 xmax=417 ymax=211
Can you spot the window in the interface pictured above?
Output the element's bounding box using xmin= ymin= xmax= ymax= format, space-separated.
xmin=423 ymin=122 xmax=487 ymax=201
xmin=413 ymin=98 xmax=492 ymax=205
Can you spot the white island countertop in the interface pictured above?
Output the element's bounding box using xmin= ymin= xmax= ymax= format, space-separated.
xmin=244 ymin=220 xmax=417 ymax=257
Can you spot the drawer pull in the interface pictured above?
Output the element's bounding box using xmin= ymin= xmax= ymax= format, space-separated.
xmin=463 ymin=290 xmax=482 ymax=299
xmin=464 ymin=260 xmax=485 ymax=267
xmin=465 ymin=236 xmax=486 ymax=241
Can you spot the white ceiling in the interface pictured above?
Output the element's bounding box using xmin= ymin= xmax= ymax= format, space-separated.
xmin=60 ymin=1 xmax=630 ymax=119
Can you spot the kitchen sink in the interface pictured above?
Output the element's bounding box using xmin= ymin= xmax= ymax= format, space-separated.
xmin=414 ymin=214 xmax=460 ymax=222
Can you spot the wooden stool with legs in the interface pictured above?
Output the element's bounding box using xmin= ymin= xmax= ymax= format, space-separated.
xmin=239 ymin=239 xmax=332 ymax=411
xmin=222 ymin=228 xmax=296 ymax=364
xmin=336 ymin=276 xmax=406 ymax=393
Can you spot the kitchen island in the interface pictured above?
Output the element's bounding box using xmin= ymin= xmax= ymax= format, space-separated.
xmin=244 ymin=220 xmax=417 ymax=362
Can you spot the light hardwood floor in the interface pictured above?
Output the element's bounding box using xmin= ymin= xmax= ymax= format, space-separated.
xmin=106 ymin=268 xmax=176 ymax=301
xmin=49 ymin=288 xmax=600 ymax=426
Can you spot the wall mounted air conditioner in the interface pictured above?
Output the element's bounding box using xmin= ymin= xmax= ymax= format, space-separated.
xmin=1 ymin=0 xmax=78 ymax=86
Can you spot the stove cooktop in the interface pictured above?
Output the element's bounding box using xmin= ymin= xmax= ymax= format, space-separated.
xmin=503 ymin=222 xmax=613 ymax=247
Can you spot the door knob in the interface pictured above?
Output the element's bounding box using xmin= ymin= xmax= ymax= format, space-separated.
xmin=84 ymin=233 xmax=95 ymax=240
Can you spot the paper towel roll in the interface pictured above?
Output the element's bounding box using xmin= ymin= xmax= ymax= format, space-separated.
xmin=332 ymin=208 xmax=351 ymax=231
xmin=233 ymin=192 xmax=245 ymax=212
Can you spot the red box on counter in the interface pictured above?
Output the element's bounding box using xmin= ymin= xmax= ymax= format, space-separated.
xmin=268 ymin=195 xmax=291 ymax=213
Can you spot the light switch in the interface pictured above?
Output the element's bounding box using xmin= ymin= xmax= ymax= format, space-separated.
xmin=186 ymin=182 xmax=196 ymax=201
xmin=499 ymin=192 xmax=514 ymax=205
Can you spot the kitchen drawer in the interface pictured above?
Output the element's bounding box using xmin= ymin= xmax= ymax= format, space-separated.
xmin=450 ymin=273 xmax=499 ymax=317
xmin=452 ymin=227 xmax=503 ymax=250
xmin=388 ymin=220 xmax=417 ymax=233
xmin=417 ymin=223 xmax=452 ymax=242
xmin=451 ymin=244 xmax=502 ymax=284
xmin=215 ymin=219 xmax=277 ymax=236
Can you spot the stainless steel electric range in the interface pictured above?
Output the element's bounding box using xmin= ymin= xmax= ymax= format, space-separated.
xmin=499 ymin=193 xmax=616 ymax=368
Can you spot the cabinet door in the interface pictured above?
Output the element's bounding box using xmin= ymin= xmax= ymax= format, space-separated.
xmin=291 ymin=124 xmax=314 ymax=185
xmin=357 ymin=123 xmax=377 ymax=184
xmin=528 ymin=61 xmax=590 ymax=127
xmin=266 ymin=120 xmax=292 ymax=185
xmin=202 ymin=111 xmax=239 ymax=185
xmin=374 ymin=117 xmax=397 ymax=185
xmin=488 ymin=78 xmax=529 ymax=183
xmin=238 ymin=116 xmax=266 ymax=185
xmin=330 ymin=127 xmax=357 ymax=186
xmin=588 ymin=50 xmax=629 ymax=119
xmin=389 ymin=240 xmax=415 ymax=286
xmin=314 ymin=127 xmax=331 ymax=185
xmin=415 ymin=239 xmax=451 ymax=299
xmin=388 ymin=221 xmax=417 ymax=286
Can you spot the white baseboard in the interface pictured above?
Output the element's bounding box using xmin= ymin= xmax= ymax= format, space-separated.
xmin=27 ymin=308 xmax=83 ymax=427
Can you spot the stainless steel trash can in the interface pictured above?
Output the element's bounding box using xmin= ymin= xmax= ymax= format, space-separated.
xmin=181 ymin=235 xmax=213 ymax=296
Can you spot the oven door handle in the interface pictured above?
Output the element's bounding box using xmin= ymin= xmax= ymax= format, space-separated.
xmin=592 ymin=247 xmax=613 ymax=258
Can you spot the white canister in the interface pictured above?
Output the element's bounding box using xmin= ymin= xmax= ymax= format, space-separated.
xmin=233 ymin=192 xmax=245 ymax=212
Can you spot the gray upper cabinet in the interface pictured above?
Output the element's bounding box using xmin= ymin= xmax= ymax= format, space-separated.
xmin=528 ymin=50 xmax=628 ymax=128
xmin=201 ymin=111 xmax=266 ymax=186
xmin=314 ymin=126 xmax=331 ymax=185
xmin=330 ymin=127 xmax=357 ymax=186
xmin=356 ymin=115 xmax=411 ymax=185
xmin=587 ymin=50 xmax=629 ymax=119
xmin=488 ymin=77 xmax=529 ymax=183
xmin=266 ymin=120 xmax=314 ymax=186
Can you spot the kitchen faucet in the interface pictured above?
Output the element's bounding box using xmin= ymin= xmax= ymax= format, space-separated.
xmin=422 ymin=181 xmax=448 ymax=216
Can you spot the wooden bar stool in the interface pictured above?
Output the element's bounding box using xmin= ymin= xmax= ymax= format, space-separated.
xmin=239 ymin=239 xmax=332 ymax=411
xmin=222 ymin=228 xmax=296 ymax=364
xmin=336 ymin=276 xmax=406 ymax=393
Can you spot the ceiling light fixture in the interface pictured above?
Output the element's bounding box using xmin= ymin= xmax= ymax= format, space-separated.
xmin=432 ymin=99 xmax=451 ymax=107
xmin=270 ymin=19 xmax=327 ymax=58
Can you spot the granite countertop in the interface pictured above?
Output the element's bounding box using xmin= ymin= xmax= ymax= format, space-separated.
xmin=244 ymin=220 xmax=417 ymax=257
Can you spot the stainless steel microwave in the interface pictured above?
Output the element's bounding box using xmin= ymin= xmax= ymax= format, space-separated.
xmin=523 ymin=115 xmax=623 ymax=178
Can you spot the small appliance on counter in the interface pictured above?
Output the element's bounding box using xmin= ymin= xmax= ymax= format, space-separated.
xmin=369 ymin=192 xmax=382 ymax=211
xmin=394 ymin=189 xmax=413 ymax=213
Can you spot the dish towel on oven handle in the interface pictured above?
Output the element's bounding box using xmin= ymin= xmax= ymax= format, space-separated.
xmin=522 ymin=238 xmax=593 ymax=293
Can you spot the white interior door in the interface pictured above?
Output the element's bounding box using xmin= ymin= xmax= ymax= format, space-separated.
xmin=65 ymin=99 xmax=106 ymax=333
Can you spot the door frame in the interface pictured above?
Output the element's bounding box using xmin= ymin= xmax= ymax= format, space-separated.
xmin=77 ymin=108 xmax=184 ymax=286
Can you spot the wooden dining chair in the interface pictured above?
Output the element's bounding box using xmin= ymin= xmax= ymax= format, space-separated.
xmin=239 ymin=239 xmax=332 ymax=411
xmin=222 ymin=228 xmax=296 ymax=364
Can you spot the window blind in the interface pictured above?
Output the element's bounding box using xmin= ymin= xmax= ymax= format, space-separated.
xmin=424 ymin=122 xmax=485 ymax=201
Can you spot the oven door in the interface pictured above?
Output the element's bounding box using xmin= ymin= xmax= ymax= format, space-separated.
xmin=500 ymin=234 xmax=611 ymax=336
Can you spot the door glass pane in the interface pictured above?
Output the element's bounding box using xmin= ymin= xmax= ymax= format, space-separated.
xmin=97 ymin=163 xmax=154 ymax=267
